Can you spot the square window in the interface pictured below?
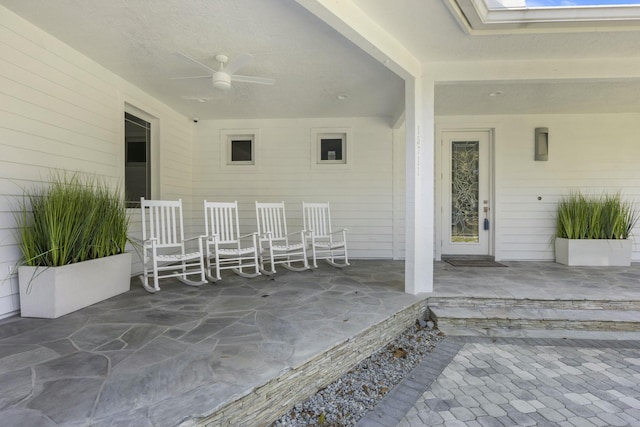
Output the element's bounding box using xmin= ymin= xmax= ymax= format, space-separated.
xmin=227 ymin=135 xmax=255 ymax=165
xmin=310 ymin=128 xmax=351 ymax=169
xmin=320 ymin=138 xmax=343 ymax=161
xmin=231 ymin=139 xmax=253 ymax=162
xmin=317 ymin=133 xmax=346 ymax=164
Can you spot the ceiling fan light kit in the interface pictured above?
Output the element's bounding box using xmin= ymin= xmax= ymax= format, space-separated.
xmin=212 ymin=72 xmax=232 ymax=90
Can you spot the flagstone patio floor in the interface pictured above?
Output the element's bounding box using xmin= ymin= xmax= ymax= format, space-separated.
xmin=1 ymin=260 xmax=640 ymax=426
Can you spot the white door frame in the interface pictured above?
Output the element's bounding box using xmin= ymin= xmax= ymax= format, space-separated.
xmin=436 ymin=128 xmax=495 ymax=259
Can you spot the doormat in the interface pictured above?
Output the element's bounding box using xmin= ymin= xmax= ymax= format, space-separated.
xmin=443 ymin=257 xmax=507 ymax=267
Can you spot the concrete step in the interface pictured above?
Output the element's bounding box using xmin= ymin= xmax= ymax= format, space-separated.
xmin=427 ymin=296 xmax=640 ymax=311
xmin=429 ymin=305 xmax=640 ymax=339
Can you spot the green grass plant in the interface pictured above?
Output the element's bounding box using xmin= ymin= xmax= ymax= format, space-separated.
xmin=556 ymin=191 xmax=638 ymax=240
xmin=16 ymin=172 xmax=129 ymax=267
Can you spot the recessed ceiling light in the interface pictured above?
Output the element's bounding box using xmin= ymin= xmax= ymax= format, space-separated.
xmin=489 ymin=91 xmax=503 ymax=97
xmin=337 ymin=94 xmax=348 ymax=100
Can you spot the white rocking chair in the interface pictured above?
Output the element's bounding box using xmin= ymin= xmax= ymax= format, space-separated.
xmin=203 ymin=200 xmax=261 ymax=282
xmin=139 ymin=198 xmax=207 ymax=293
xmin=255 ymin=201 xmax=310 ymax=274
xmin=302 ymin=202 xmax=349 ymax=268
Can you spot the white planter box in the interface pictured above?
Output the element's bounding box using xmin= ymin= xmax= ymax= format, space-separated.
xmin=555 ymin=238 xmax=632 ymax=266
xmin=18 ymin=252 xmax=132 ymax=318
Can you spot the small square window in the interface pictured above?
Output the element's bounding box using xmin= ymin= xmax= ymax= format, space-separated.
xmin=227 ymin=135 xmax=255 ymax=165
xmin=317 ymin=133 xmax=346 ymax=164
xmin=231 ymin=139 xmax=253 ymax=162
xmin=320 ymin=138 xmax=343 ymax=161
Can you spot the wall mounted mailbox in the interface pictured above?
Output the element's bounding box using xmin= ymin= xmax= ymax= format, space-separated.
xmin=535 ymin=127 xmax=548 ymax=161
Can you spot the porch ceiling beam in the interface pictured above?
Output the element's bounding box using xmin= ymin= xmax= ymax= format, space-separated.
xmin=293 ymin=0 xmax=421 ymax=80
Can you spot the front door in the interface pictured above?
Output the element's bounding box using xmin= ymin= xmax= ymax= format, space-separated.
xmin=441 ymin=131 xmax=491 ymax=256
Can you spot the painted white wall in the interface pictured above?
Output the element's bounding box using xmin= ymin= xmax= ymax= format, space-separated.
xmin=0 ymin=7 xmax=193 ymax=318
xmin=436 ymin=113 xmax=640 ymax=262
xmin=191 ymin=117 xmax=398 ymax=259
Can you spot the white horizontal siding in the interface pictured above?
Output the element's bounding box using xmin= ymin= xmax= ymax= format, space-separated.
xmin=192 ymin=117 xmax=397 ymax=259
xmin=502 ymin=113 xmax=640 ymax=261
xmin=438 ymin=113 xmax=640 ymax=262
xmin=0 ymin=7 xmax=192 ymax=318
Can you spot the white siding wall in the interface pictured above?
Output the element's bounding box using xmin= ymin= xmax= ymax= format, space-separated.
xmin=0 ymin=7 xmax=192 ymax=318
xmin=437 ymin=113 xmax=640 ymax=262
xmin=192 ymin=118 xmax=397 ymax=259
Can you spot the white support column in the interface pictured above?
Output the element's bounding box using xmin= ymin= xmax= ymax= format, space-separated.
xmin=404 ymin=76 xmax=435 ymax=294
xmin=292 ymin=0 xmax=434 ymax=294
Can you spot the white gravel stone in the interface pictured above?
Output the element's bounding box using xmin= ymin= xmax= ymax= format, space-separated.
xmin=270 ymin=318 xmax=443 ymax=427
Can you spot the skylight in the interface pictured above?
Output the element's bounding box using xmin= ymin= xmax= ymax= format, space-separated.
xmin=501 ymin=1 xmax=640 ymax=8
xmin=447 ymin=0 xmax=640 ymax=33
xmin=487 ymin=0 xmax=640 ymax=8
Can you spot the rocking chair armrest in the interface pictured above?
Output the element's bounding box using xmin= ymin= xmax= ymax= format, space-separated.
xmin=286 ymin=229 xmax=307 ymax=238
xmin=183 ymin=235 xmax=207 ymax=254
xmin=205 ymin=233 xmax=220 ymax=242
xmin=258 ymin=231 xmax=273 ymax=239
xmin=183 ymin=234 xmax=207 ymax=243
xmin=329 ymin=228 xmax=348 ymax=236
xmin=140 ymin=237 xmax=159 ymax=248
xmin=306 ymin=229 xmax=347 ymax=238
xmin=238 ymin=231 xmax=259 ymax=240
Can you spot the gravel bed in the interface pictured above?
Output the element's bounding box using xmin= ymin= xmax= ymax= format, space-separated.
xmin=270 ymin=318 xmax=443 ymax=427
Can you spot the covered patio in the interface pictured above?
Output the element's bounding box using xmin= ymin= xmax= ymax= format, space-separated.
xmin=1 ymin=260 xmax=639 ymax=426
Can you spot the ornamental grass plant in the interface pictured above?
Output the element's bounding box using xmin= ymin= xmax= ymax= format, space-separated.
xmin=556 ymin=191 xmax=638 ymax=240
xmin=16 ymin=172 xmax=129 ymax=267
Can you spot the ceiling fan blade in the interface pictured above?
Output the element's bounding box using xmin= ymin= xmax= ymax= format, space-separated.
xmin=224 ymin=53 xmax=254 ymax=75
xmin=170 ymin=75 xmax=211 ymax=80
xmin=181 ymin=96 xmax=217 ymax=102
xmin=231 ymin=74 xmax=275 ymax=85
xmin=174 ymin=52 xmax=217 ymax=73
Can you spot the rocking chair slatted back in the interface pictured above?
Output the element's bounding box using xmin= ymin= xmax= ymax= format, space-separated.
xmin=204 ymin=201 xmax=240 ymax=243
xmin=256 ymin=202 xmax=288 ymax=241
xmin=141 ymin=198 xmax=185 ymax=248
xmin=303 ymin=202 xmax=332 ymax=237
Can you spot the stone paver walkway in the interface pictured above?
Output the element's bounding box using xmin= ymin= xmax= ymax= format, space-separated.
xmin=359 ymin=337 xmax=640 ymax=427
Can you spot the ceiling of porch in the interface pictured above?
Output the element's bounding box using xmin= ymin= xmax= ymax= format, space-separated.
xmin=2 ymin=0 xmax=640 ymax=120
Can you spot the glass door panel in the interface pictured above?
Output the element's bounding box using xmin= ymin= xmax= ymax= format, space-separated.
xmin=451 ymin=141 xmax=479 ymax=243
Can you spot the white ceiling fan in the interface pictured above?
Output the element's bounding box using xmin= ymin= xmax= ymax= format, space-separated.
xmin=173 ymin=52 xmax=275 ymax=91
